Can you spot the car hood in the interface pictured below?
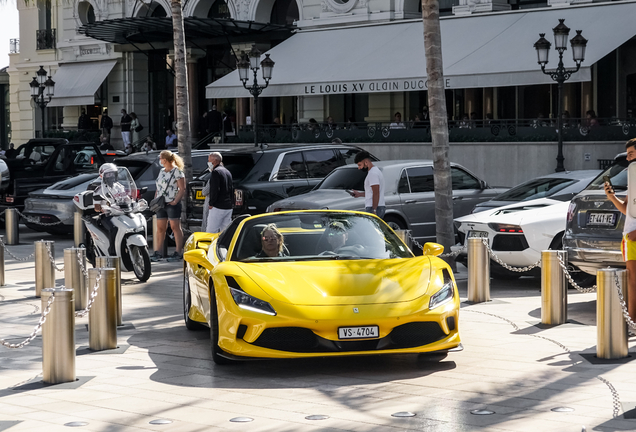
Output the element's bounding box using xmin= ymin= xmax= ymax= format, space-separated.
xmin=457 ymin=199 xmax=570 ymax=227
xmin=456 ymin=197 xmax=561 ymax=223
xmin=271 ymin=190 xmax=362 ymax=210
xmin=236 ymin=256 xmax=434 ymax=306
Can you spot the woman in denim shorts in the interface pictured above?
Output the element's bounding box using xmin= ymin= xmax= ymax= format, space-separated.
xmin=152 ymin=150 xmax=186 ymax=262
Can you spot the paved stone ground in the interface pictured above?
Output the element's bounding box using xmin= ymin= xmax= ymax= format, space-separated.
xmin=0 ymin=226 xmax=636 ymax=431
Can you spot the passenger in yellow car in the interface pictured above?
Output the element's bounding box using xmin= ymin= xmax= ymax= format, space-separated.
xmin=255 ymin=224 xmax=288 ymax=258
xmin=327 ymin=223 xmax=348 ymax=252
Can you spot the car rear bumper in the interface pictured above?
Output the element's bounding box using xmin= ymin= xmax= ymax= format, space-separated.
xmin=565 ymin=246 xmax=623 ymax=275
xmin=23 ymin=197 xmax=75 ymax=227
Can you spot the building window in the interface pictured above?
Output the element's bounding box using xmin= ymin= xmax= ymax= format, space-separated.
xmin=78 ymin=1 xmax=96 ymax=25
xmin=36 ymin=29 xmax=56 ymax=50
xmin=270 ymin=0 xmax=298 ymax=25
xmin=208 ymin=0 xmax=231 ymax=18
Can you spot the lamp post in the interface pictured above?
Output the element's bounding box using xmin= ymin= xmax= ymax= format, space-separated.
xmin=29 ymin=66 xmax=55 ymax=138
xmin=534 ymin=19 xmax=588 ymax=172
xmin=237 ymin=45 xmax=275 ymax=147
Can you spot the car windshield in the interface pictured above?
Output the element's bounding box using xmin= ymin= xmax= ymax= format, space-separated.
xmin=231 ymin=212 xmax=413 ymax=262
xmin=587 ymin=163 xmax=628 ymax=191
xmin=494 ymin=178 xmax=577 ymax=201
xmin=316 ymin=168 xmax=366 ymax=190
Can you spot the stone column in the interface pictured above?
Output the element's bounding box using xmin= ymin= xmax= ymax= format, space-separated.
xmin=186 ymin=49 xmax=206 ymax=139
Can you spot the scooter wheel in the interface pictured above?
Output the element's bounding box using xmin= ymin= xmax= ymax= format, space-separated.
xmin=130 ymin=245 xmax=151 ymax=282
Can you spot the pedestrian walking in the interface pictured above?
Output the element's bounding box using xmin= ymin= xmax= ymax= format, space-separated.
xmin=205 ymin=152 xmax=234 ymax=233
xmin=605 ymin=137 xmax=636 ymax=323
xmin=130 ymin=112 xmax=140 ymax=152
xmin=351 ymin=151 xmax=385 ymax=219
xmin=120 ymin=109 xmax=133 ymax=153
xmin=151 ymin=150 xmax=186 ymax=263
xmin=206 ymin=105 xmax=223 ymax=136
xmin=100 ymin=109 xmax=113 ymax=144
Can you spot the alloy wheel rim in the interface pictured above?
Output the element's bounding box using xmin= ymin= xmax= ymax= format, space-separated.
xmin=131 ymin=246 xmax=144 ymax=276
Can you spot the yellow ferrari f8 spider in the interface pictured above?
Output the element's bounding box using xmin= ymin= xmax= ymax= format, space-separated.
xmin=182 ymin=210 xmax=461 ymax=364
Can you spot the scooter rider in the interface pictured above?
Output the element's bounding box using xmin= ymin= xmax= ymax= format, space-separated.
xmin=93 ymin=163 xmax=127 ymax=256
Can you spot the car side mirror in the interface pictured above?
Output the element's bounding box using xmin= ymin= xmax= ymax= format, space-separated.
xmin=480 ymin=180 xmax=487 ymax=190
xmin=422 ymin=242 xmax=444 ymax=257
xmin=184 ymin=249 xmax=215 ymax=272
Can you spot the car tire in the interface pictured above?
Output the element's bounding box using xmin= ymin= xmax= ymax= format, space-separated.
xmin=183 ymin=268 xmax=205 ymax=331
xmin=210 ymin=283 xmax=233 ymax=365
xmin=384 ymin=215 xmax=407 ymax=231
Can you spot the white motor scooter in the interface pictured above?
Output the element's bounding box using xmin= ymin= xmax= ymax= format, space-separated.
xmin=74 ymin=167 xmax=152 ymax=282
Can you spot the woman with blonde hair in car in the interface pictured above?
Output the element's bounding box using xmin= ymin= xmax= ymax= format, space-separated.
xmin=255 ymin=224 xmax=287 ymax=257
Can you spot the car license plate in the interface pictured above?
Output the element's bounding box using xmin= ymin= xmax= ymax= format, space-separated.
xmin=587 ymin=212 xmax=616 ymax=227
xmin=467 ymin=230 xmax=488 ymax=239
xmin=338 ymin=326 xmax=379 ymax=339
xmin=195 ymin=190 xmax=204 ymax=200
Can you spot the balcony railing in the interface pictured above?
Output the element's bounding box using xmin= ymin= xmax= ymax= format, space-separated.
xmin=9 ymin=38 xmax=19 ymax=54
xmin=36 ymin=29 xmax=56 ymax=50
xmin=226 ymin=117 xmax=636 ymax=145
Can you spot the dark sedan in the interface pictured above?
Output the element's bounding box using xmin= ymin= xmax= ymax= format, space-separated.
xmin=267 ymin=160 xmax=507 ymax=245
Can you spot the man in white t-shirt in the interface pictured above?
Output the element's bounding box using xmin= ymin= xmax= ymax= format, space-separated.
xmin=351 ymin=151 xmax=385 ymax=218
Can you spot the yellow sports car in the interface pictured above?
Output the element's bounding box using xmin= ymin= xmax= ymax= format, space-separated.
xmin=182 ymin=210 xmax=461 ymax=364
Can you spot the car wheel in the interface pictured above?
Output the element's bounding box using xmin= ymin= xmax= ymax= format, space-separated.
xmin=384 ymin=215 xmax=406 ymax=231
xmin=183 ymin=268 xmax=204 ymax=330
xmin=210 ymin=284 xmax=233 ymax=365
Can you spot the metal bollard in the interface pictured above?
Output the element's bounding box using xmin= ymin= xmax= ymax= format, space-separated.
xmin=5 ymin=208 xmax=18 ymax=245
xmin=96 ymin=256 xmax=122 ymax=326
xmin=88 ymin=268 xmax=117 ymax=351
xmin=467 ymin=237 xmax=490 ymax=303
xmin=64 ymin=248 xmax=87 ymax=311
xmin=394 ymin=229 xmax=413 ymax=251
xmin=152 ymin=214 xmax=168 ymax=257
xmin=41 ymin=288 xmax=75 ymax=384
xmin=541 ymin=250 xmax=567 ymax=325
xmin=0 ymin=235 xmax=4 ymax=287
xmin=35 ymin=241 xmax=55 ymax=298
xmin=597 ymin=268 xmax=628 ymax=360
xmin=74 ymin=211 xmax=85 ymax=248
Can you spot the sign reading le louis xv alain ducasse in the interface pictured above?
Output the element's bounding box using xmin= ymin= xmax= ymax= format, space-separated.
xmin=303 ymin=78 xmax=452 ymax=95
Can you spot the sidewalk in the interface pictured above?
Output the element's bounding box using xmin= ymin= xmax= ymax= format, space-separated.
xmin=0 ymin=226 xmax=635 ymax=431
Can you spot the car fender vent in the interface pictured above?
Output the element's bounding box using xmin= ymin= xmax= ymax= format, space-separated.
xmin=237 ymin=324 xmax=247 ymax=340
xmin=225 ymin=276 xmax=241 ymax=290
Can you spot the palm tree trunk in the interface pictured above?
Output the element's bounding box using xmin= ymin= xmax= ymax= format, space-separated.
xmin=422 ymin=0 xmax=455 ymax=258
xmin=171 ymin=0 xmax=193 ymax=224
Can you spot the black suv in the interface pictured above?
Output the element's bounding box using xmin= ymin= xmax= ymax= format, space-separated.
xmin=186 ymin=144 xmax=377 ymax=227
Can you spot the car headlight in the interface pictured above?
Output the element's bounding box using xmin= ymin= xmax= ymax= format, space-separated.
xmin=226 ymin=277 xmax=276 ymax=316
xmin=428 ymin=271 xmax=455 ymax=310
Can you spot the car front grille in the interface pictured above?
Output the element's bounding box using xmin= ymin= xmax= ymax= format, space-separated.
xmin=248 ymin=322 xmax=448 ymax=353
xmin=492 ymin=234 xmax=528 ymax=251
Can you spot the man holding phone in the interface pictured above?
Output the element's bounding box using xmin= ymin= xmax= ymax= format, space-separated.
xmin=351 ymin=151 xmax=385 ymax=218
xmin=605 ymin=137 xmax=636 ymax=323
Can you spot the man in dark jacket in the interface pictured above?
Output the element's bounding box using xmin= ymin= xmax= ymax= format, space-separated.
xmin=206 ymin=151 xmax=234 ymax=233
xmin=206 ymin=105 xmax=223 ymax=135
xmin=100 ymin=109 xmax=113 ymax=143
xmin=78 ymin=108 xmax=91 ymax=131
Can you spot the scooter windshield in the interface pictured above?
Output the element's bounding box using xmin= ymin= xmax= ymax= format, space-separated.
xmin=102 ymin=167 xmax=138 ymax=208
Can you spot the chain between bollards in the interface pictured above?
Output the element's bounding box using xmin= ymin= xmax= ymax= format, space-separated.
xmin=556 ymin=254 xmax=597 ymax=293
xmin=0 ymin=236 xmax=35 ymax=262
xmin=75 ymin=269 xmax=102 ymax=318
xmin=44 ymin=241 xmax=64 ymax=272
xmin=0 ymin=293 xmax=55 ymax=348
xmin=612 ymin=272 xmax=636 ymax=331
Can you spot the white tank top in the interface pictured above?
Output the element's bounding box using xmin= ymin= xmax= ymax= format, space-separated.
xmin=624 ymin=190 xmax=636 ymax=234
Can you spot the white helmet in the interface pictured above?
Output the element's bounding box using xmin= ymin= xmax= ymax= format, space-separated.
xmin=99 ymin=163 xmax=117 ymax=177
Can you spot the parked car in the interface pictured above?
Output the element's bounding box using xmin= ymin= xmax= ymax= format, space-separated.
xmin=186 ymin=144 xmax=376 ymax=228
xmin=183 ymin=210 xmax=461 ymax=364
xmin=454 ymin=170 xmax=600 ymax=280
xmin=267 ymin=160 xmax=507 ymax=245
xmin=23 ymin=150 xmax=214 ymax=234
xmin=0 ymin=140 xmax=106 ymax=214
xmin=471 ymin=170 xmax=602 ymax=214
xmin=563 ymin=153 xmax=628 ymax=276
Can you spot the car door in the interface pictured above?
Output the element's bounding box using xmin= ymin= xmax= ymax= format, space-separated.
xmin=451 ymin=166 xmax=491 ymax=218
xmin=398 ymin=166 xmax=437 ymax=242
xmin=303 ymin=148 xmax=340 ymax=189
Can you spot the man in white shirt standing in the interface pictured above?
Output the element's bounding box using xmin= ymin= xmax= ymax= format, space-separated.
xmin=352 ymin=151 xmax=385 ymax=218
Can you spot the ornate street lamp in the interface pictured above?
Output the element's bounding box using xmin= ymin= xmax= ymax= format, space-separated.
xmin=534 ymin=19 xmax=587 ymax=172
xmin=30 ymin=66 xmax=55 ymax=138
xmin=237 ymin=45 xmax=275 ymax=147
